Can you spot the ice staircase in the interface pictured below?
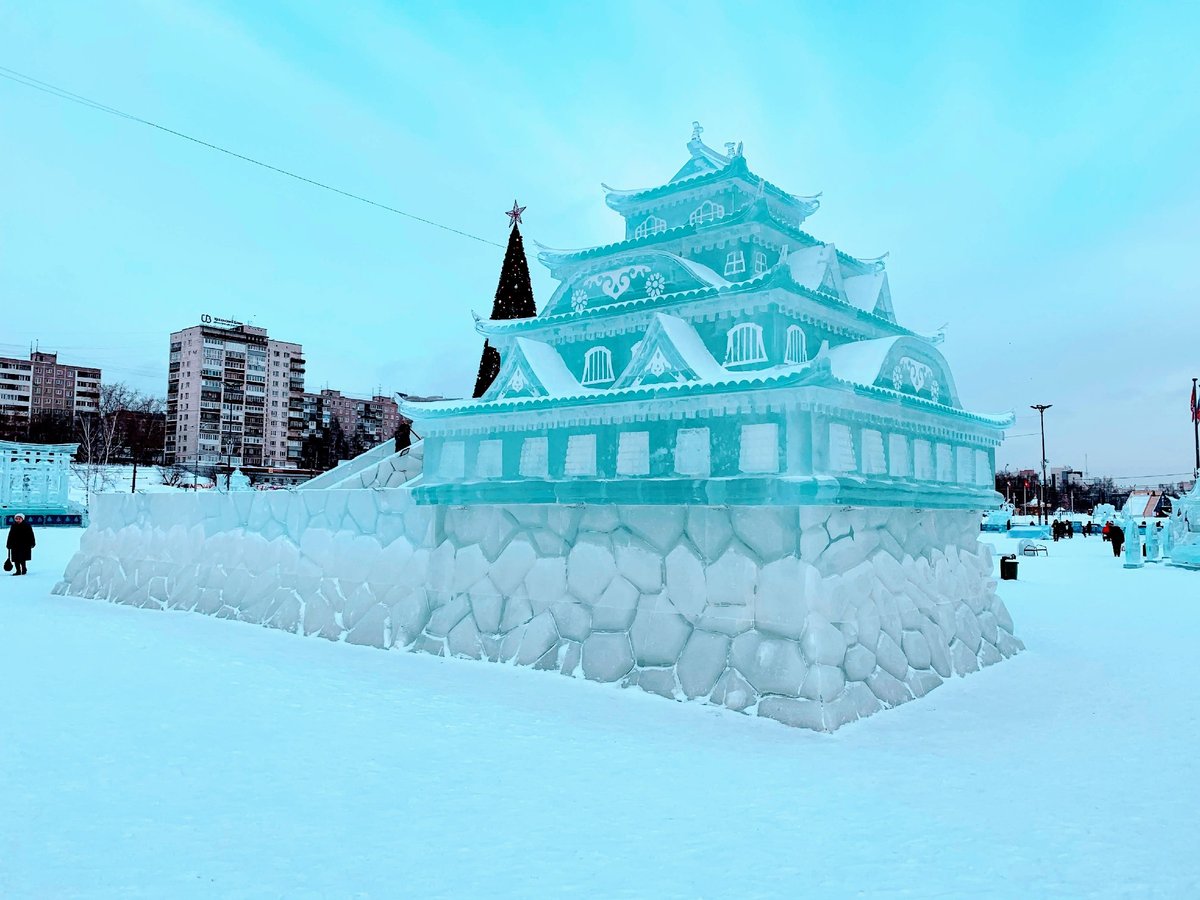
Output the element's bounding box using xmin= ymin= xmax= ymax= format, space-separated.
xmin=297 ymin=440 xmax=424 ymax=491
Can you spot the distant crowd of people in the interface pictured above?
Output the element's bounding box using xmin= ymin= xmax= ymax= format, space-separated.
xmin=1051 ymin=519 xmax=1076 ymax=541
xmin=1044 ymin=516 xmax=1171 ymax=560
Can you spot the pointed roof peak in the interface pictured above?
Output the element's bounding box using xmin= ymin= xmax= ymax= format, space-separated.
xmin=677 ymin=121 xmax=741 ymax=183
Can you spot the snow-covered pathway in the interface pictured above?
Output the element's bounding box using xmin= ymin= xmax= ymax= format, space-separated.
xmin=1 ymin=530 xmax=1196 ymax=897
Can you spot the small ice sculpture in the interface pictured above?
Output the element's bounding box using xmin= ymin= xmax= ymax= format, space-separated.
xmin=1122 ymin=513 xmax=1144 ymax=569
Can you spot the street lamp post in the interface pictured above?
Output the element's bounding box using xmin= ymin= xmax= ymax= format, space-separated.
xmin=1031 ymin=404 xmax=1052 ymax=526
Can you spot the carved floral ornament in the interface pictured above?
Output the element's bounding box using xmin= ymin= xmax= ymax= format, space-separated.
xmin=580 ymin=264 xmax=652 ymax=302
xmin=891 ymin=356 xmax=941 ymax=403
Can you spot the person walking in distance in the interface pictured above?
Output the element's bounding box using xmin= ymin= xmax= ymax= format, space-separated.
xmin=1109 ymin=521 xmax=1125 ymax=559
xmin=6 ymin=514 xmax=35 ymax=576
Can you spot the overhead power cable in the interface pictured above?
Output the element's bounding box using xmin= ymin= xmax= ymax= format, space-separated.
xmin=0 ymin=64 xmax=504 ymax=248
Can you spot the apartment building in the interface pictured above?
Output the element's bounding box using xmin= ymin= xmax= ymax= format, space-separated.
xmin=0 ymin=350 xmax=102 ymax=425
xmin=302 ymin=389 xmax=401 ymax=451
xmin=166 ymin=319 xmax=305 ymax=469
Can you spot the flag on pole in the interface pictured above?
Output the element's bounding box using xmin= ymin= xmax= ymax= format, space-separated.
xmin=1192 ymin=381 xmax=1199 ymax=422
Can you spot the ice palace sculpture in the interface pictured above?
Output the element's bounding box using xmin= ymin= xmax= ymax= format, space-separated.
xmin=1 ymin=440 xmax=83 ymax=525
xmin=56 ymin=126 xmax=1023 ymax=732
xmin=1167 ymin=481 xmax=1200 ymax=569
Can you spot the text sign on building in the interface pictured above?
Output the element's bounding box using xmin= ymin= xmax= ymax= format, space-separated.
xmin=200 ymin=314 xmax=244 ymax=328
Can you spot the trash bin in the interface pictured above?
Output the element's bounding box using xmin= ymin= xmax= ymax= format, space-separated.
xmin=1000 ymin=554 xmax=1018 ymax=581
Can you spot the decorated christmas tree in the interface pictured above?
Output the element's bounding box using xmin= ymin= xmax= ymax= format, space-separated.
xmin=472 ymin=201 xmax=537 ymax=397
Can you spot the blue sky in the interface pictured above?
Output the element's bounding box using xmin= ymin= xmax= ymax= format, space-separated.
xmin=1 ymin=1 xmax=1198 ymax=481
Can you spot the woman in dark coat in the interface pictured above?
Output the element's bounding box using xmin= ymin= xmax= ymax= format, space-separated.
xmin=6 ymin=514 xmax=35 ymax=576
xmin=1109 ymin=522 xmax=1125 ymax=558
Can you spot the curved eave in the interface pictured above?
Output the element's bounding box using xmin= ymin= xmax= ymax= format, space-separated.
xmin=405 ymin=366 xmax=823 ymax=419
xmin=404 ymin=364 xmax=1009 ymax=430
xmin=476 ymin=268 xmax=915 ymax=338
xmin=764 ymin=208 xmax=880 ymax=276
xmin=602 ymin=158 xmax=816 ymax=215
xmin=538 ymin=201 xmax=865 ymax=279
xmin=535 ymin=202 xmax=763 ymax=267
xmin=830 ymin=376 xmax=1015 ymax=429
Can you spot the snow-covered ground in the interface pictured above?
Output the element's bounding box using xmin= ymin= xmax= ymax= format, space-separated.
xmin=70 ymin=464 xmax=202 ymax=506
xmin=1 ymin=529 xmax=1197 ymax=897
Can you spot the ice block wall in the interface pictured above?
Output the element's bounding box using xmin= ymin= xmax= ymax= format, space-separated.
xmin=55 ymin=490 xmax=1021 ymax=732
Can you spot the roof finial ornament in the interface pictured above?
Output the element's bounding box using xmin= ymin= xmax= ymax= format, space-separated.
xmin=725 ymin=141 xmax=737 ymax=157
xmin=505 ymin=199 xmax=526 ymax=228
xmin=691 ymin=121 xmax=703 ymax=141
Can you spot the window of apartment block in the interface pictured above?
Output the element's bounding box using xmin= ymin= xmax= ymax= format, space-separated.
xmin=519 ymin=436 xmax=549 ymax=478
xmin=616 ymin=431 xmax=650 ymax=476
xmin=564 ymin=434 xmax=597 ymax=477
xmin=674 ymin=427 xmax=711 ymax=477
xmin=739 ymin=422 xmax=779 ymax=474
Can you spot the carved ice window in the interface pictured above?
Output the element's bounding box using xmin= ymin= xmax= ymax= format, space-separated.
xmin=617 ymin=431 xmax=650 ymax=476
xmin=975 ymin=449 xmax=992 ymax=485
xmin=476 ymin=439 xmax=503 ymax=479
xmin=753 ymin=251 xmax=768 ymax=276
xmin=829 ymin=423 xmax=857 ymax=473
xmin=438 ymin=441 xmax=465 ymax=479
xmin=956 ymin=446 xmax=974 ymax=484
xmin=689 ymin=200 xmax=725 ymax=226
xmin=784 ymin=325 xmax=808 ymax=364
xmin=634 ymin=215 xmax=667 ymax=239
xmin=674 ymin=427 xmax=711 ymax=477
xmin=862 ymin=429 xmax=886 ymax=475
xmin=936 ymin=443 xmax=953 ymax=482
xmin=888 ymin=434 xmax=911 ymax=477
xmin=519 ymin=436 xmax=549 ymax=478
xmin=565 ymin=434 xmax=597 ymax=477
xmin=913 ymin=439 xmax=933 ymax=480
xmin=739 ymin=423 xmax=779 ymax=474
xmin=724 ymin=322 xmax=767 ymax=366
xmin=582 ymin=347 xmax=614 ymax=385
xmin=724 ymin=250 xmax=746 ymax=276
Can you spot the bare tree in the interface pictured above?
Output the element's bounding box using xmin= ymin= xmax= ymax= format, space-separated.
xmin=119 ymin=395 xmax=166 ymax=492
xmin=72 ymin=383 xmax=165 ymax=502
